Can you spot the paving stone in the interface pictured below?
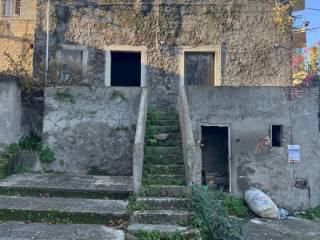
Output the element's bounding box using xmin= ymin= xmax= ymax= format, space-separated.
xmin=0 ymin=174 xmax=133 ymax=199
xmin=0 ymin=221 xmax=125 ymax=240
xmin=0 ymin=195 xmax=129 ymax=223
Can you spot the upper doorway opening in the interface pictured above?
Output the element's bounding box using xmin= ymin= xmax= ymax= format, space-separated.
xmin=201 ymin=125 xmax=230 ymax=192
xmin=111 ymin=52 xmax=141 ymax=87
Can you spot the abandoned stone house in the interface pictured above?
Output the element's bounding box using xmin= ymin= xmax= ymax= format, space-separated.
xmin=0 ymin=0 xmax=319 ymax=216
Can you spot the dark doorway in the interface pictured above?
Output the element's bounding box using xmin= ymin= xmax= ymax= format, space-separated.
xmin=184 ymin=52 xmax=215 ymax=86
xmin=111 ymin=52 xmax=141 ymax=86
xmin=201 ymin=126 xmax=229 ymax=191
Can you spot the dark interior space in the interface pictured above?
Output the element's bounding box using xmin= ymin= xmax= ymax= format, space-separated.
xmin=201 ymin=126 xmax=229 ymax=191
xmin=111 ymin=51 xmax=141 ymax=86
xmin=272 ymin=125 xmax=283 ymax=147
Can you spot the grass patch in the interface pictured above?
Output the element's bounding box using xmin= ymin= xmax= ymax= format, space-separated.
xmin=188 ymin=187 xmax=243 ymax=240
xmin=137 ymin=230 xmax=160 ymax=240
xmin=214 ymin=190 xmax=249 ymax=218
xmin=300 ymin=207 xmax=320 ymax=222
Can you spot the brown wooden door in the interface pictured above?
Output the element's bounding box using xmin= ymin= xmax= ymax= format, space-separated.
xmin=185 ymin=53 xmax=215 ymax=86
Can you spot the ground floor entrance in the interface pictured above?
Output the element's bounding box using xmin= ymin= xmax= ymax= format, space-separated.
xmin=201 ymin=125 xmax=230 ymax=191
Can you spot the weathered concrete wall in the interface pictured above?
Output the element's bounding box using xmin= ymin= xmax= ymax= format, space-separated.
xmin=34 ymin=0 xmax=291 ymax=106
xmin=43 ymin=87 xmax=141 ymax=175
xmin=186 ymin=86 xmax=320 ymax=210
xmin=0 ymin=78 xmax=22 ymax=150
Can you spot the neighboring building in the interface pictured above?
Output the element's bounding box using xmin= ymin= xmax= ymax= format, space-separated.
xmin=23 ymin=0 xmax=320 ymax=210
xmin=0 ymin=0 xmax=36 ymax=74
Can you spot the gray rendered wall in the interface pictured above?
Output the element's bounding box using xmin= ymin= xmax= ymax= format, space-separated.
xmin=0 ymin=78 xmax=22 ymax=150
xmin=186 ymin=86 xmax=320 ymax=210
xmin=43 ymin=87 xmax=141 ymax=175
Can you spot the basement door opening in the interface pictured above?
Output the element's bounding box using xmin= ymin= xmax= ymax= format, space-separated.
xmin=201 ymin=126 xmax=230 ymax=192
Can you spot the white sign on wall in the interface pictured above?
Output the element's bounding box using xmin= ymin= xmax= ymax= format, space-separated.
xmin=288 ymin=145 xmax=301 ymax=162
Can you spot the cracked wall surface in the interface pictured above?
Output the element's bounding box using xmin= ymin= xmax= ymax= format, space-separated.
xmin=43 ymin=87 xmax=141 ymax=175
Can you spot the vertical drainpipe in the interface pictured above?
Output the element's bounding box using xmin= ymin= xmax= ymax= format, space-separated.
xmin=45 ymin=0 xmax=50 ymax=82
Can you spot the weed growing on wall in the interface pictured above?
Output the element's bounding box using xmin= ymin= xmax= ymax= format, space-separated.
xmin=38 ymin=146 xmax=55 ymax=164
xmin=300 ymin=206 xmax=320 ymax=222
xmin=55 ymin=88 xmax=75 ymax=104
xmin=188 ymin=188 xmax=243 ymax=240
xmin=110 ymin=90 xmax=128 ymax=102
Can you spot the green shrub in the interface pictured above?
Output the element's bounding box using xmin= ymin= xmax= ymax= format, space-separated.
xmin=19 ymin=136 xmax=42 ymax=151
xmin=14 ymin=163 xmax=25 ymax=174
xmin=188 ymin=188 xmax=243 ymax=240
xmin=214 ymin=190 xmax=249 ymax=218
xmin=39 ymin=146 xmax=55 ymax=163
xmin=137 ymin=230 xmax=160 ymax=240
xmin=6 ymin=143 xmax=20 ymax=154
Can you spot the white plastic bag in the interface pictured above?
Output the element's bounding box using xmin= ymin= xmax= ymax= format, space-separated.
xmin=245 ymin=187 xmax=280 ymax=219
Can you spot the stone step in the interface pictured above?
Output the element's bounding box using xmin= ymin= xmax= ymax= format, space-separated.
xmin=0 ymin=195 xmax=129 ymax=224
xmin=144 ymin=164 xmax=185 ymax=175
xmin=145 ymin=174 xmax=186 ymax=186
xmin=145 ymin=185 xmax=189 ymax=198
xmin=146 ymin=139 xmax=182 ymax=147
xmin=127 ymin=224 xmax=200 ymax=239
xmin=144 ymin=154 xmax=184 ymax=165
xmin=148 ymin=126 xmax=180 ymax=134
xmin=0 ymin=221 xmax=125 ymax=240
xmin=0 ymin=174 xmax=133 ymax=199
xmin=137 ymin=197 xmax=188 ymax=210
xmin=130 ymin=210 xmax=191 ymax=226
xmin=145 ymin=146 xmax=182 ymax=157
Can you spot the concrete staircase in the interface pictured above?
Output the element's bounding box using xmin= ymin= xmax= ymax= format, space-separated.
xmin=127 ymin=108 xmax=200 ymax=239
xmin=0 ymin=173 xmax=132 ymax=239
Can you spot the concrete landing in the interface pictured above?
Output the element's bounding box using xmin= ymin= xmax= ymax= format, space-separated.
xmin=0 ymin=221 xmax=125 ymax=240
xmin=243 ymin=217 xmax=320 ymax=240
xmin=0 ymin=174 xmax=133 ymax=198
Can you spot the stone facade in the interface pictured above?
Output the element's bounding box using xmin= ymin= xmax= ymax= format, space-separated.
xmin=34 ymin=0 xmax=291 ymax=106
xmin=43 ymin=87 xmax=140 ymax=175
xmin=0 ymin=0 xmax=36 ymax=74
xmin=186 ymin=86 xmax=320 ymax=210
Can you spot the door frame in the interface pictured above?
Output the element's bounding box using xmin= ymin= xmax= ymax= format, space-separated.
xmin=200 ymin=123 xmax=232 ymax=193
xmin=179 ymin=46 xmax=222 ymax=87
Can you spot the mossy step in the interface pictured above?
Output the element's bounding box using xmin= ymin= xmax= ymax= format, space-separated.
xmin=147 ymin=133 xmax=182 ymax=141
xmin=145 ymin=146 xmax=182 ymax=156
xmin=147 ymin=119 xmax=179 ymax=126
xmin=144 ymin=174 xmax=186 ymax=186
xmin=148 ymin=126 xmax=180 ymax=134
xmin=144 ymin=185 xmax=189 ymax=198
xmin=130 ymin=210 xmax=191 ymax=226
xmin=144 ymin=165 xmax=185 ymax=175
xmin=144 ymin=155 xmax=183 ymax=165
xmin=127 ymin=224 xmax=200 ymax=240
xmin=146 ymin=139 xmax=182 ymax=147
xmin=137 ymin=197 xmax=188 ymax=210
xmin=0 ymin=195 xmax=129 ymax=224
xmin=0 ymin=174 xmax=133 ymax=199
